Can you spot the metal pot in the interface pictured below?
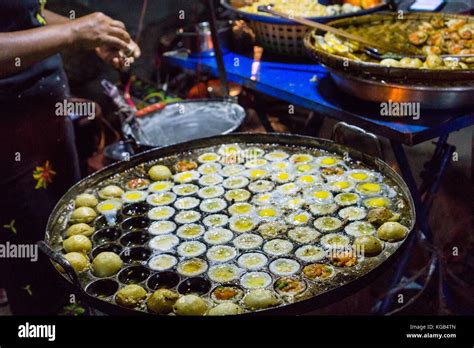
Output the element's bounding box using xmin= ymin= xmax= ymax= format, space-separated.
xmin=177 ymin=21 xmax=232 ymax=57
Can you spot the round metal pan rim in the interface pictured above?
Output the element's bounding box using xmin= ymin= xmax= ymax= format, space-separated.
xmin=325 ymin=66 xmax=474 ymax=92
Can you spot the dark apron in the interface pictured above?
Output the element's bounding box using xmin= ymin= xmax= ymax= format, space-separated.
xmin=0 ymin=0 xmax=81 ymax=315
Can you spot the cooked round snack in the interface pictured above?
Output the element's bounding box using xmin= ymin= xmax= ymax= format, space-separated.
xmin=275 ymin=277 xmax=307 ymax=296
xmin=211 ymin=285 xmax=244 ymax=303
xmin=221 ymin=164 xmax=245 ymax=177
xmin=233 ymin=233 xmax=263 ymax=250
xmin=98 ymin=185 xmax=124 ymax=200
xmin=198 ymin=186 xmax=225 ymax=199
xmin=147 ymin=192 xmax=177 ymax=206
xmin=148 ymin=206 xmax=175 ymax=221
xmin=203 ymin=228 xmax=234 ymax=245
xmin=295 ymin=245 xmax=326 ymax=263
xmin=122 ymin=190 xmax=148 ymax=204
xmin=249 ymin=180 xmax=274 ymax=193
xmin=353 ymin=235 xmax=384 ymax=256
xmin=116 ymin=284 xmax=147 ymax=308
xmin=66 ymin=223 xmax=94 ymax=237
xmin=63 ymin=235 xmax=92 ymax=253
xmin=208 ymin=302 xmax=244 ymax=316
xmin=174 ymin=197 xmax=200 ymax=210
xmin=303 ymin=263 xmax=335 ymax=280
xmin=75 ymin=193 xmax=98 ymax=208
xmin=334 ymin=192 xmax=360 ymax=206
xmin=177 ymin=258 xmax=208 ymax=277
xmin=237 ymin=253 xmax=269 ymax=270
xmin=230 ymin=216 xmax=257 ymax=233
xmin=203 ymin=214 xmax=229 ymax=228
xmin=258 ymin=222 xmax=287 ymax=239
xmin=225 ymin=189 xmax=251 ymax=202
xmin=148 ymin=254 xmax=178 ymax=271
xmin=173 ymin=294 xmax=208 ymax=316
xmin=207 ymin=245 xmax=237 ymax=263
xmin=364 ymin=196 xmax=391 ymax=208
xmin=338 ymin=206 xmax=367 ymax=221
xmin=126 ymin=178 xmax=150 ymax=190
xmin=61 ymin=252 xmax=90 ymax=274
xmin=149 ymin=235 xmax=180 ymax=252
xmin=288 ymin=227 xmax=320 ymax=244
xmin=240 ymin=271 xmax=272 ymax=289
xmin=173 ymin=184 xmax=199 ymax=196
xmin=198 ymin=162 xmax=222 ymax=175
xmin=199 ymin=174 xmax=224 ymax=186
xmin=147 ymin=289 xmax=180 ymax=314
xmin=70 ymin=207 xmax=97 ymax=224
xmin=176 ymin=224 xmax=205 ymax=240
xmin=223 ymin=176 xmax=249 ymax=189
xmin=314 ymin=217 xmax=343 ymax=233
xmin=345 ymin=221 xmax=376 ymax=237
xmin=200 ymin=198 xmax=227 ymax=213
xmin=229 ymin=202 xmax=255 ymax=216
xmin=148 ymin=165 xmax=172 ymax=181
xmin=263 ymin=239 xmax=293 ymax=256
xmin=174 ymin=210 xmax=201 ymax=224
xmin=269 ymin=258 xmax=300 ymax=276
xmin=320 ymin=233 xmax=350 ymax=249
xmin=92 ymin=252 xmax=123 ymax=277
xmin=178 ymin=241 xmax=207 ymax=258
xmin=244 ymin=289 xmax=279 ymax=310
xmin=149 ymin=181 xmax=174 ymax=193
xmin=174 ymin=171 xmax=200 ymax=184
xmin=309 ymin=203 xmax=338 ymax=216
xmin=208 ymin=264 xmax=241 ymax=283
xmin=377 ymin=222 xmax=408 ymax=242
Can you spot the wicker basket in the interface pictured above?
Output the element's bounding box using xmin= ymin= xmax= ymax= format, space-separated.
xmin=249 ymin=22 xmax=310 ymax=56
xmin=221 ymin=0 xmax=388 ymax=56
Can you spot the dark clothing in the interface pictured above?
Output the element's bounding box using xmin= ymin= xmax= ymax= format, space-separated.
xmin=0 ymin=0 xmax=69 ymax=104
xmin=0 ymin=0 xmax=81 ymax=315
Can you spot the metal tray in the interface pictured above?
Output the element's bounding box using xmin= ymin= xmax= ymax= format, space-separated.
xmin=40 ymin=133 xmax=416 ymax=315
xmin=304 ymin=12 xmax=474 ymax=81
xmin=327 ymin=67 xmax=474 ymax=109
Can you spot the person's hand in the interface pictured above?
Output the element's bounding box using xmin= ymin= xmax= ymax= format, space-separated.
xmin=95 ymin=40 xmax=141 ymax=70
xmin=68 ymin=12 xmax=131 ymax=51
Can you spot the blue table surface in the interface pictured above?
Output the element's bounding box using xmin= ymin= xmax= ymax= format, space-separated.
xmin=164 ymin=51 xmax=474 ymax=146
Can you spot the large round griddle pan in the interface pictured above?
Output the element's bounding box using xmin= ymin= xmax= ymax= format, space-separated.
xmin=40 ymin=133 xmax=416 ymax=316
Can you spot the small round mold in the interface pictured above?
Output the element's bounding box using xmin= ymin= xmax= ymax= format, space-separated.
xmin=94 ymin=216 xmax=108 ymax=229
xmin=120 ymin=247 xmax=151 ymax=264
xmin=121 ymin=202 xmax=149 ymax=217
xmin=91 ymin=243 xmax=123 ymax=258
xmin=85 ymin=279 xmax=119 ymax=298
xmin=121 ymin=216 xmax=150 ymax=231
xmin=177 ymin=277 xmax=212 ymax=295
xmin=147 ymin=271 xmax=180 ymax=290
xmin=117 ymin=265 xmax=150 ymax=285
xmin=92 ymin=227 xmax=122 ymax=245
xmin=120 ymin=231 xmax=150 ymax=247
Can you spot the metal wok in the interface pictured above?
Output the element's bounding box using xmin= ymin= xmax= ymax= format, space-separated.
xmin=40 ymin=133 xmax=416 ymax=315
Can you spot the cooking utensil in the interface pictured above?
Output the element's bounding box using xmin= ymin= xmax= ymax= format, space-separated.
xmin=177 ymin=21 xmax=232 ymax=57
xmin=40 ymin=133 xmax=415 ymax=316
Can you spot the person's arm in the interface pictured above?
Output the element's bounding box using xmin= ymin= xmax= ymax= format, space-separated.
xmin=0 ymin=12 xmax=131 ymax=78
xmin=44 ymin=9 xmax=70 ymax=25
